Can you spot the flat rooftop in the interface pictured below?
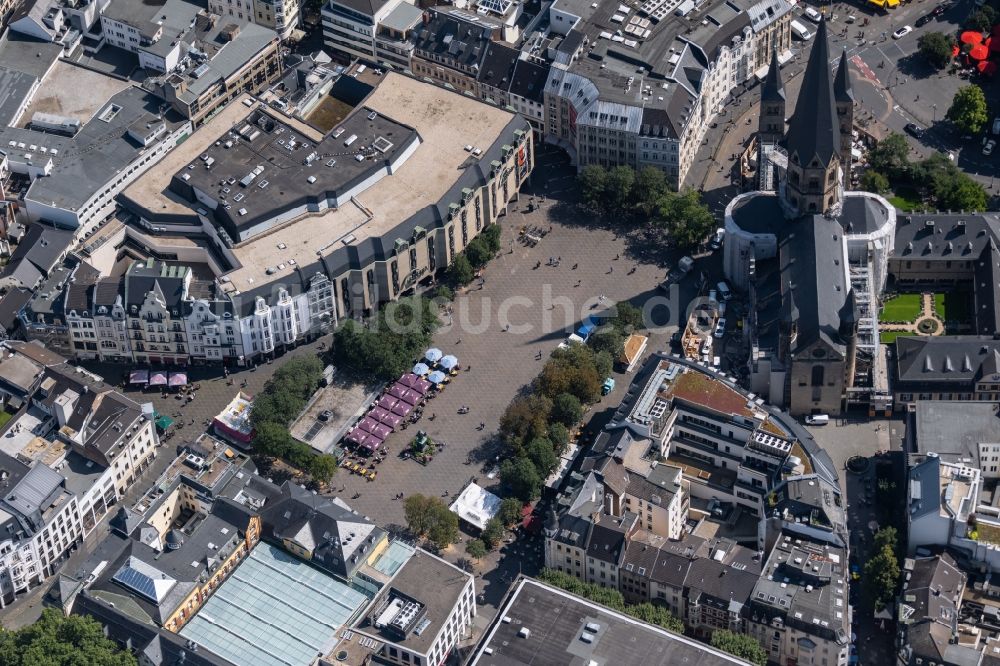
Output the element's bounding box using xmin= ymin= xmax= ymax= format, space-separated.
xmin=289 ymin=376 xmax=376 ymax=455
xmin=173 ymin=104 xmax=416 ymax=236
xmin=20 ymin=60 xmax=131 ymax=126
xmin=123 ymin=73 xmax=522 ymax=294
xmin=180 ymin=542 xmax=371 ymax=666
xmin=355 ymin=548 xmax=472 ymax=655
xmin=471 ymin=578 xmax=746 ymax=665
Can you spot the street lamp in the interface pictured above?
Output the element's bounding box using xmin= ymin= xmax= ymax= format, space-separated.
xmin=932 ymin=104 xmax=937 ymax=123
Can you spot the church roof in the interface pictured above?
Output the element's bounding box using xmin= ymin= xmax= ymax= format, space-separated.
xmin=834 ymin=50 xmax=853 ymax=103
xmin=785 ymin=18 xmax=840 ymax=167
xmin=761 ymin=48 xmax=785 ymax=103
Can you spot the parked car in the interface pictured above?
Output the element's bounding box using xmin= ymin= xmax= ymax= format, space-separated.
xmin=716 ymin=281 xmax=732 ymax=301
xmin=892 ymin=25 xmax=913 ymax=39
xmin=803 ymin=6 xmax=822 ymax=21
xmin=713 ymin=318 xmax=727 ymax=338
xmin=984 ymin=139 xmax=996 ymax=156
xmin=805 ymin=414 xmax=830 ymax=425
xmin=904 ymin=122 xmax=924 ymax=138
xmin=915 ymin=13 xmax=934 ymax=26
xmin=709 ymin=227 xmax=725 ymax=251
xmin=992 ymin=116 xmax=1000 ymax=135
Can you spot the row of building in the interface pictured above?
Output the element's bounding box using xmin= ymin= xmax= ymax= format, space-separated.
xmin=541 ymin=353 xmax=852 ymax=665
xmin=58 ymin=431 xmax=477 ymax=666
xmin=0 ymin=340 xmax=160 ymax=605
xmin=320 ymin=0 xmax=794 ymax=188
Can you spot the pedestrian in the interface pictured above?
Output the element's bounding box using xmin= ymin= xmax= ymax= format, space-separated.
xmin=504 ymin=324 xmax=510 ymax=332
xmin=609 ymin=266 xmax=614 ymax=274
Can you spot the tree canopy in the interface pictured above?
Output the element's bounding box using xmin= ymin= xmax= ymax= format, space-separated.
xmin=864 ymin=527 xmax=901 ymax=610
xmin=867 ymin=133 xmax=910 ymax=177
xmin=331 ymin=296 xmax=439 ymax=380
xmin=948 ymin=85 xmax=989 ymax=135
xmin=917 ymin=32 xmax=952 ymax=69
xmin=860 ymin=170 xmax=890 ymax=196
xmin=501 ymin=457 xmax=543 ymax=502
xmin=0 ymin=609 xmax=137 ymax=666
xmin=403 ymin=494 xmax=459 ymax=549
xmin=709 ymin=630 xmax=768 ymax=666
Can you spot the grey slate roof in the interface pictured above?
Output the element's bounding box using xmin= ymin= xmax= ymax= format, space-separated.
xmin=895 ymin=336 xmax=1000 ymax=387
xmin=908 ymin=455 xmax=942 ymax=521
xmin=778 ymin=216 xmax=850 ymax=355
xmin=911 ymin=401 xmax=1000 ymax=465
xmin=0 ymin=288 xmax=31 ymax=333
xmin=2 ymin=223 xmax=74 ymax=278
xmin=509 ymin=59 xmax=550 ymax=104
xmin=259 ymin=482 xmax=386 ymax=579
xmin=477 ymin=42 xmax=519 ymax=92
xmin=785 ymin=18 xmax=839 ymax=167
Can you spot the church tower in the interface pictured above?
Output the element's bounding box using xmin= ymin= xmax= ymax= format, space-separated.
xmin=783 ymin=18 xmax=842 ymax=217
xmin=834 ymin=50 xmax=855 ymax=186
xmin=758 ymin=48 xmax=785 ymax=148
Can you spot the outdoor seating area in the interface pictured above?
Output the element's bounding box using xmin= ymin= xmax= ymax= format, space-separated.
xmin=340 ymin=348 xmax=463 ymax=476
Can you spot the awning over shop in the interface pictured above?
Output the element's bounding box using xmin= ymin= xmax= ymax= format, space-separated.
xmin=149 ymin=372 xmax=167 ymax=386
xmin=129 ymin=370 xmax=149 ymax=384
xmin=155 ymin=415 xmax=174 ymax=430
xmin=168 ymin=372 xmax=188 ymax=387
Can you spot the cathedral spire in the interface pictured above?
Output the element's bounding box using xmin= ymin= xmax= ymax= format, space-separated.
xmin=785 ymin=18 xmax=839 ymax=168
xmin=762 ymin=48 xmax=785 ymax=103
xmin=834 ymin=49 xmax=853 ymax=104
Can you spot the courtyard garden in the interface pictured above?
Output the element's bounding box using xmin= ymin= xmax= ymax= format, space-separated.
xmin=878 ymin=291 xmax=974 ymax=343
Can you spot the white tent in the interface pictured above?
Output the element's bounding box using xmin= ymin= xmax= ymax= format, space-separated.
xmin=449 ymin=482 xmax=501 ymax=531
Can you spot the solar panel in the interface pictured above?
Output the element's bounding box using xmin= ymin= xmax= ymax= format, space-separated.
xmin=112 ymin=558 xmax=176 ymax=604
xmin=477 ymin=0 xmax=512 ymax=14
xmin=303 ymin=421 xmax=324 ymax=442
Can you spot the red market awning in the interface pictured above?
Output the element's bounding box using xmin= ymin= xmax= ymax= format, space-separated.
xmin=369 ymin=406 xmax=392 ymax=422
xmin=390 ymin=400 xmax=412 ymax=417
xmin=970 ymin=43 xmax=990 ymax=60
xmin=961 ymin=30 xmax=984 ymax=45
xmin=978 ymin=60 xmax=998 ymax=75
xmin=953 ymin=44 xmax=962 ymax=57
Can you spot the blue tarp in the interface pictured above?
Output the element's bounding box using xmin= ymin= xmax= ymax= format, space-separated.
xmin=577 ymin=319 xmax=597 ymax=339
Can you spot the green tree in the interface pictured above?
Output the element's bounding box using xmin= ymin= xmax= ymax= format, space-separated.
xmin=588 ymin=328 xmax=625 ymax=358
xmin=947 ymin=85 xmax=989 ymax=135
xmin=610 ymin=301 xmax=645 ymax=333
xmin=464 ymin=237 xmax=491 ymax=268
xmin=551 ymin=392 xmax=584 ymax=426
xmin=655 ymin=189 xmax=715 ymax=249
xmin=480 ymin=223 xmax=503 ymax=254
xmin=498 ymin=497 xmax=524 ymax=527
xmin=481 ymin=516 xmax=506 ymax=550
xmin=860 ymin=170 xmax=890 ymax=195
xmin=710 ymin=630 xmax=767 ymax=666
xmin=934 ymin=171 xmax=988 ymax=212
xmin=501 ymin=456 xmax=543 ymax=501
xmin=918 ymin=32 xmax=953 ymax=69
xmin=448 ymin=253 xmax=475 ymax=286
xmin=403 ymin=494 xmax=438 ymax=537
xmin=579 ymin=164 xmax=607 ymax=211
xmin=526 ymin=437 xmax=559 ymax=477
xmin=604 ymin=165 xmax=636 ymax=214
xmin=625 ymin=602 xmax=684 ymax=633
xmin=594 ymin=350 xmax=614 ymax=379
xmin=253 ymin=421 xmax=292 ymax=458
xmin=967 ymin=6 xmax=996 ymax=32
xmin=865 ymin=544 xmax=901 ymax=610
xmin=427 ymin=507 xmax=459 ymax=549
xmin=465 ymin=538 xmax=488 ymax=561
xmin=310 ymin=454 xmax=338 ymax=484
xmin=499 ymin=393 xmax=553 ymax=452
xmin=634 ymin=166 xmax=670 ymax=217
xmin=404 ymin=494 xmax=459 ymax=548
xmin=0 ymin=608 xmax=138 ymax=666
xmin=873 ymin=526 xmax=898 ymax=554
xmin=867 ymin=133 xmax=911 ymax=177
xmin=548 ymin=422 xmax=570 ymax=451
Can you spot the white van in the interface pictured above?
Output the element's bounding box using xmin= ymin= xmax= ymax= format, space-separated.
xmin=805 ymin=414 xmax=830 ymax=426
xmin=716 ymin=281 xmax=732 ymax=301
xmin=791 ymin=19 xmax=813 ymax=40
xmin=803 ymin=7 xmax=822 ymax=22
